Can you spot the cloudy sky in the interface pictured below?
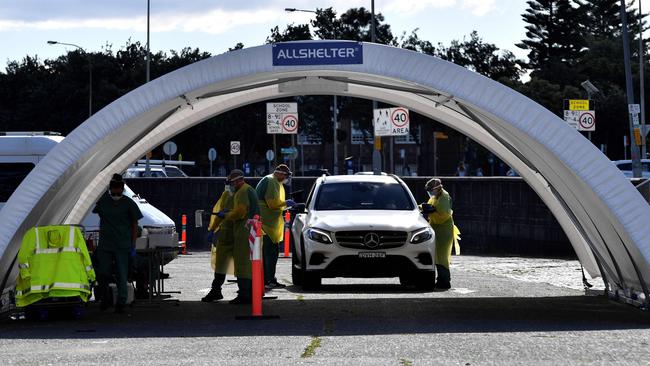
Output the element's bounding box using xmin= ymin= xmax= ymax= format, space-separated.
xmin=1 ymin=0 xmax=530 ymax=67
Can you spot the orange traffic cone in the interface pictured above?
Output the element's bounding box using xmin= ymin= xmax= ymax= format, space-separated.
xmin=180 ymin=214 xmax=187 ymax=255
xmin=283 ymin=211 xmax=291 ymax=257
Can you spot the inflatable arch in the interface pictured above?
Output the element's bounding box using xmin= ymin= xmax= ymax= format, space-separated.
xmin=1 ymin=41 xmax=649 ymax=307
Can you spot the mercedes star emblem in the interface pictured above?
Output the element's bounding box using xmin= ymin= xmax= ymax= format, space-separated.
xmin=363 ymin=232 xmax=380 ymax=248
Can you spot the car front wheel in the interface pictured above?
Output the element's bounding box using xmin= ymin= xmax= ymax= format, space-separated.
xmin=302 ymin=271 xmax=321 ymax=290
xmin=414 ymin=270 xmax=436 ymax=291
xmin=291 ymin=237 xmax=304 ymax=286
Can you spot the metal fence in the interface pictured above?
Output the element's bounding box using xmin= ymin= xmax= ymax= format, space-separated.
xmin=125 ymin=176 xmax=576 ymax=258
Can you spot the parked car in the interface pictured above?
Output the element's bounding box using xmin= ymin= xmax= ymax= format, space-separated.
xmin=124 ymin=165 xmax=188 ymax=178
xmin=295 ymin=169 xmax=330 ymax=177
xmin=612 ymin=159 xmax=650 ymax=179
xmin=0 ymin=132 xmax=179 ymax=251
xmin=289 ymin=174 xmax=436 ymax=290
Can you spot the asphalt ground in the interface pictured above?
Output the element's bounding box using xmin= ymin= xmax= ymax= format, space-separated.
xmin=1 ymin=252 xmax=650 ymax=365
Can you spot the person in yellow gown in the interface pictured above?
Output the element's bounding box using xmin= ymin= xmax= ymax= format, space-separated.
xmin=201 ymin=181 xmax=235 ymax=302
xmin=223 ymin=169 xmax=260 ymax=304
xmin=424 ymin=178 xmax=460 ymax=290
xmin=255 ymin=164 xmax=295 ymax=289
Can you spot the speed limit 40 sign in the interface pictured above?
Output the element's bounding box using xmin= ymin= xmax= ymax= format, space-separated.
xmin=373 ymin=107 xmax=410 ymax=136
xmin=577 ymin=111 xmax=595 ymax=131
xmin=267 ymin=103 xmax=299 ymax=134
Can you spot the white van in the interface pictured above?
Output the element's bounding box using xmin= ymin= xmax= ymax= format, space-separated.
xmin=0 ymin=132 xmax=179 ymax=250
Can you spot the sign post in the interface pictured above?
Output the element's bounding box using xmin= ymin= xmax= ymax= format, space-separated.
xmin=163 ymin=141 xmax=177 ymax=161
xmin=373 ymin=107 xmax=410 ymax=137
xmin=230 ymin=141 xmax=240 ymax=170
xmin=267 ymin=103 xmax=299 ymax=135
xmin=267 ymin=102 xmax=298 ymax=170
xmin=563 ymin=99 xmax=596 ymax=140
xmin=208 ymin=148 xmax=217 ymax=177
xmin=265 ymin=149 xmax=275 ymax=174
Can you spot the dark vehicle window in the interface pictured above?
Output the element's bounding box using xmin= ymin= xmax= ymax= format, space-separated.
xmin=0 ymin=163 xmax=35 ymax=202
xmin=134 ymin=170 xmax=166 ymax=177
xmin=617 ymin=163 xmax=650 ymax=171
xmin=164 ymin=167 xmax=185 ymax=177
xmin=315 ymin=182 xmax=414 ymax=211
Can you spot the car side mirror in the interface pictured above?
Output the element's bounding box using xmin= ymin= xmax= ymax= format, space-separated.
xmin=290 ymin=203 xmax=306 ymax=214
xmin=420 ymin=203 xmax=435 ymax=215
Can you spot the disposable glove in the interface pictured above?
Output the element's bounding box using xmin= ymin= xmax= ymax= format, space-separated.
xmin=207 ymin=231 xmax=214 ymax=243
xmin=285 ymin=199 xmax=296 ymax=207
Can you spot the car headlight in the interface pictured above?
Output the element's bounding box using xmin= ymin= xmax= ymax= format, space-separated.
xmin=410 ymin=227 xmax=433 ymax=244
xmin=307 ymin=228 xmax=333 ymax=244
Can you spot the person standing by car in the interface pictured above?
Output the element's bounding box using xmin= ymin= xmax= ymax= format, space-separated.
xmin=93 ymin=173 xmax=143 ymax=313
xmin=201 ymin=180 xmax=235 ymax=302
xmin=255 ymin=164 xmax=295 ymax=290
xmin=224 ymin=170 xmax=260 ymax=304
xmin=424 ymin=178 xmax=458 ymax=290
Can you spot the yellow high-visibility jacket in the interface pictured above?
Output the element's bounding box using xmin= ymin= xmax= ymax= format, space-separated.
xmin=15 ymin=225 xmax=96 ymax=308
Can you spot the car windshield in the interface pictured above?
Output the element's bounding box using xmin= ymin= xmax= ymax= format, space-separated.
xmin=314 ymin=182 xmax=414 ymax=211
xmin=0 ymin=162 xmax=35 ymax=202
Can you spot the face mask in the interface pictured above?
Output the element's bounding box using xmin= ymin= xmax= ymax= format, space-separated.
xmin=427 ymin=191 xmax=435 ymax=198
xmin=224 ymin=185 xmax=233 ymax=194
xmin=109 ymin=190 xmax=123 ymax=200
xmin=283 ymin=177 xmax=292 ymax=186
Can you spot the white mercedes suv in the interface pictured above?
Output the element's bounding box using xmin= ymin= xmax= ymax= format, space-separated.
xmin=289 ymin=174 xmax=436 ymax=290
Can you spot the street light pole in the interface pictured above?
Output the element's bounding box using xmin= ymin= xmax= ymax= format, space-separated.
xmin=333 ymin=95 xmax=339 ymax=174
xmin=284 ymin=8 xmax=317 ymax=13
xmin=620 ymin=0 xmax=643 ymax=177
xmin=146 ymin=0 xmax=151 ymax=83
xmin=370 ymin=0 xmax=383 ymax=175
xmin=47 ymin=41 xmax=92 ymax=118
xmin=640 ymin=0 xmax=647 ymax=158
xmin=286 ymin=4 xmax=379 ymax=174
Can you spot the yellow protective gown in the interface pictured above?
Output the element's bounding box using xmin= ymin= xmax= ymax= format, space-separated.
xmin=256 ymin=175 xmax=286 ymax=243
xmin=224 ymin=183 xmax=260 ymax=280
xmin=427 ymin=189 xmax=458 ymax=269
xmin=208 ymin=190 xmax=235 ymax=274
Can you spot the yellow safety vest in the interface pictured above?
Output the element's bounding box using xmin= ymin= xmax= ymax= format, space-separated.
xmin=15 ymin=225 xmax=96 ymax=308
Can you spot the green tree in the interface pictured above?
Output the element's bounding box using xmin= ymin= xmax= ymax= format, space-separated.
xmin=437 ymin=31 xmax=522 ymax=82
xmin=312 ymin=7 xmax=394 ymax=44
xmin=517 ymin=0 xmax=586 ymax=85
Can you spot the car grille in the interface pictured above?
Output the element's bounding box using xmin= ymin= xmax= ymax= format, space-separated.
xmin=335 ymin=231 xmax=407 ymax=250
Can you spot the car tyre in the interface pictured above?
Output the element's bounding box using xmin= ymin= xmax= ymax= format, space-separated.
xmin=414 ymin=270 xmax=436 ymax=291
xmin=303 ymin=271 xmax=322 ymax=290
xmin=299 ymin=237 xmax=321 ymax=290
xmin=291 ymin=237 xmax=304 ymax=286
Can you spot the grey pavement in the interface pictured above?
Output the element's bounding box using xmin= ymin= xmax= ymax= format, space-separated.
xmin=1 ymin=252 xmax=649 ymax=365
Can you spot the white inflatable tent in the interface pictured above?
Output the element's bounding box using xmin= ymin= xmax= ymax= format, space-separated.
xmin=1 ymin=41 xmax=649 ymax=308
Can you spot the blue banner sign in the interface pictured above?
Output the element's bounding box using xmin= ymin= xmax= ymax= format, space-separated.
xmin=272 ymin=42 xmax=363 ymax=66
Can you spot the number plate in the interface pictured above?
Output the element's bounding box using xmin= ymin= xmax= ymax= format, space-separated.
xmin=358 ymin=252 xmax=386 ymax=259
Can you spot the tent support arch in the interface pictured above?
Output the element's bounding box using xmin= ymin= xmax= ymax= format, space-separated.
xmin=1 ymin=42 xmax=649 ymax=309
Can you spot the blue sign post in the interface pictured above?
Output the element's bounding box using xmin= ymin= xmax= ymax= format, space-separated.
xmin=272 ymin=42 xmax=363 ymax=66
